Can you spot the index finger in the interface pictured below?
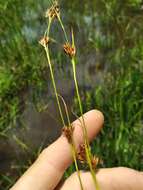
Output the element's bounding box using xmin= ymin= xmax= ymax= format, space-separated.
xmin=11 ymin=110 xmax=104 ymax=190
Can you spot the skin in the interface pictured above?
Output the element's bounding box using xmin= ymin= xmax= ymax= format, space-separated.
xmin=10 ymin=110 xmax=143 ymax=190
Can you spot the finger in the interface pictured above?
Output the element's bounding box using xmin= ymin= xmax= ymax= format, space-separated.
xmin=11 ymin=110 xmax=104 ymax=190
xmin=60 ymin=167 xmax=143 ymax=190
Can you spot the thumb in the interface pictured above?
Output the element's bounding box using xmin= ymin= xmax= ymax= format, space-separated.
xmin=60 ymin=167 xmax=143 ymax=190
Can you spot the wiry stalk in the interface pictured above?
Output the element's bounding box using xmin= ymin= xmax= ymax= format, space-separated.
xmin=58 ymin=95 xmax=84 ymax=190
xmin=57 ymin=14 xmax=68 ymax=42
xmin=72 ymin=58 xmax=100 ymax=190
xmin=44 ymin=19 xmax=65 ymax=127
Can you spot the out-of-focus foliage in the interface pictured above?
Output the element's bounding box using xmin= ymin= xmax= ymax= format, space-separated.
xmin=79 ymin=66 xmax=143 ymax=170
xmin=0 ymin=0 xmax=50 ymax=133
xmin=73 ymin=0 xmax=143 ymax=170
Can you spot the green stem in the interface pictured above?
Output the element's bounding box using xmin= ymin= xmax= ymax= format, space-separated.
xmin=43 ymin=18 xmax=66 ymax=127
xmin=58 ymin=95 xmax=84 ymax=190
xmin=57 ymin=14 xmax=68 ymax=42
xmin=71 ymin=144 xmax=84 ymax=190
xmin=71 ymin=58 xmax=89 ymax=145
xmin=44 ymin=46 xmax=65 ymax=127
xmin=58 ymin=94 xmax=84 ymax=190
xmin=72 ymin=58 xmax=100 ymax=190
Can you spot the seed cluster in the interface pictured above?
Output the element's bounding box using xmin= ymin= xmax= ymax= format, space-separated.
xmin=39 ymin=36 xmax=50 ymax=47
xmin=45 ymin=1 xmax=60 ymax=19
xmin=77 ymin=144 xmax=101 ymax=170
xmin=63 ymin=43 xmax=76 ymax=57
xmin=62 ymin=126 xmax=74 ymax=143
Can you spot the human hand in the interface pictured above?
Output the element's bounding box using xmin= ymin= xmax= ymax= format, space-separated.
xmin=10 ymin=110 xmax=143 ymax=190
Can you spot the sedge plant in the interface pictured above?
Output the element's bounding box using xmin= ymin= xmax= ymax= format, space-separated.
xmin=39 ymin=2 xmax=84 ymax=190
xmin=55 ymin=2 xmax=100 ymax=189
xmin=39 ymin=1 xmax=100 ymax=190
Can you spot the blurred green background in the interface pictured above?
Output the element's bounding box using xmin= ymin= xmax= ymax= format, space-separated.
xmin=0 ymin=0 xmax=143 ymax=189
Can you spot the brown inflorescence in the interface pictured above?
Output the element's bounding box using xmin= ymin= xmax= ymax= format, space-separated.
xmin=63 ymin=43 xmax=76 ymax=57
xmin=77 ymin=144 xmax=101 ymax=170
xmin=62 ymin=125 xmax=74 ymax=143
xmin=77 ymin=144 xmax=86 ymax=163
xmin=91 ymin=156 xmax=100 ymax=170
xmin=45 ymin=1 xmax=60 ymax=19
xmin=39 ymin=36 xmax=50 ymax=47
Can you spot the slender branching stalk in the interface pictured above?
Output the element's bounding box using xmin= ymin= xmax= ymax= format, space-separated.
xmin=43 ymin=18 xmax=65 ymax=127
xmin=40 ymin=1 xmax=100 ymax=189
xmin=58 ymin=94 xmax=84 ymax=190
xmin=41 ymin=3 xmax=84 ymax=189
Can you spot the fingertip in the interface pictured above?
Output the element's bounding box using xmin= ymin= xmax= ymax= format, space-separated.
xmin=72 ymin=109 xmax=104 ymax=148
xmin=94 ymin=109 xmax=104 ymax=123
xmin=87 ymin=109 xmax=104 ymax=127
xmin=82 ymin=109 xmax=104 ymax=138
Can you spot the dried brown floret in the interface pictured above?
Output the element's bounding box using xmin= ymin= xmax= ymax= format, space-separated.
xmin=91 ymin=156 xmax=100 ymax=169
xmin=45 ymin=1 xmax=60 ymax=19
xmin=39 ymin=36 xmax=50 ymax=47
xmin=63 ymin=43 xmax=76 ymax=57
xmin=62 ymin=125 xmax=74 ymax=143
xmin=77 ymin=144 xmax=101 ymax=170
xmin=77 ymin=144 xmax=86 ymax=163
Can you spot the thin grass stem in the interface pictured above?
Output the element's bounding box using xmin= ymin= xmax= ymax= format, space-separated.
xmin=43 ymin=18 xmax=66 ymax=127
xmin=58 ymin=94 xmax=84 ymax=190
xmin=71 ymin=57 xmax=100 ymax=190
xmin=57 ymin=14 xmax=69 ymax=42
xmin=44 ymin=45 xmax=65 ymax=127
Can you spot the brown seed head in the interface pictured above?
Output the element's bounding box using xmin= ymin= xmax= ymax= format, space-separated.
xmin=45 ymin=1 xmax=60 ymax=19
xmin=39 ymin=36 xmax=50 ymax=47
xmin=77 ymin=144 xmax=102 ymax=170
xmin=91 ymin=156 xmax=100 ymax=169
xmin=63 ymin=43 xmax=76 ymax=57
xmin=62 ymin=125 xmax=74 ymax=143
xmin=77 ymin=144 xmax=86 ymax=163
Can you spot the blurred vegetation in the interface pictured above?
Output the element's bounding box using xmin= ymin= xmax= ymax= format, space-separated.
xmin=0 ymin=0 xmax=50 ymax=134
xmin=0 ymin=0 xmax=143 ymax=189
xmin=73 ymin=0 xmax=143 ymax=170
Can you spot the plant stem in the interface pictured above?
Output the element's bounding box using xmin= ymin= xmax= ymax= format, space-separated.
xmin=44 ymin=46 xmax=65 ymax=127
xmin=71 ymin=144 xmax=84 ymax=190
xmin=72 ymin=57 xmax=100 ymax=190
xmin=58 ymin=94 xmax=84 ymax=190
xmin=43 ymin=18 xmax=66 ymax=127
xmin=57 ymin=14 xmax=68 ymax=42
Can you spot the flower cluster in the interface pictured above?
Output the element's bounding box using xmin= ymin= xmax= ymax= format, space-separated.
xmin=77 ymin=144 xmax=101 ymax=170
xmin=45 ymin=1 xmax=60 ymax=19
xmin=63 ymin=43 xmax=76 ymax=57
xmin=62 ymin=125 xmax=74 ymax=143
xmin=39 ymin=36 xmax=50 ymax=47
